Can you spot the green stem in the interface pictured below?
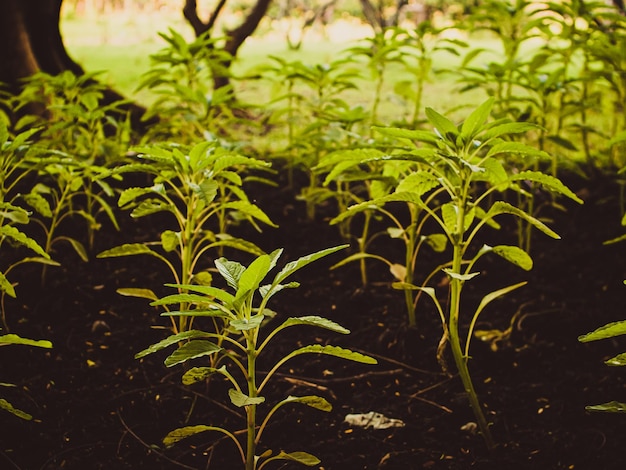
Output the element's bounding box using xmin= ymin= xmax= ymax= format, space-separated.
xmin=245 ymin=336 xmax=258 ymax=470
xmin=448 ymin=199 xmax=494 ymax=450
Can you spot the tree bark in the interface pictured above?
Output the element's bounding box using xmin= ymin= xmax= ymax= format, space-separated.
xmin=0 ymin=0 xmax=145 ymax=126
xmin=182 ymin=0 xmax=273 ymax=91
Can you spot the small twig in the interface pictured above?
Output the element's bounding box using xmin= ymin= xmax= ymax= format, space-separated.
xmin=352 ymin=349 xmax=446 ymax=376
xmin=273 ymin=368 xmax=404 ymax=385
xmin=409 ymin=395 xmax=453 ymax=413
xmin=117 ymin=411 xmax=198 ymax=470
xmin=0 ymin=449 xmax=22 ymax=470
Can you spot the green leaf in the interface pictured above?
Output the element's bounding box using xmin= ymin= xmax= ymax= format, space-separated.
xmin=425 ymin=106 xmax=458 ymax=141
xmin=150 ymin=293 xmax=211 ymax=306
xmin=23 ymin=192 xmax=52 ymax=217
xmin=273 ymin=245 xmax=348 ymax=287
xmin=182 ymin=365 xmax=226 ymax=385
xmin=492 ymin=245 xmax=533 ymax=271
xmin=230 ymin=314 xmax=264 ymax=331
xmin=486 ymin=201 xmax=560 ymax=239
xmin=586 ymin=401 xmax=626 ymax=413
xmin=461 ymin=98 xmax=493 ymax=140
xmin=0 ymin=398 xmax=32 ymax=420
xmin=372 ymin=126 xmax=439 ymax=145
xmin=66 ymin=238 xmax=88 ymax=262
xmin=118 ymin=186 xmax=157 ymax=207
xmin=0 ymin=225 xmax=48 ymax=258
xmin=228 ymin=388 xmax=265 ymax=407
xmin=424 ymin=233 xmax=447 ymax=252
xmin=97 ymin=243 xmax=156 ymax=258
xmin=443 ymin=269 xmax=480 ymax=281
xmin=278 ymin=316 xmax=350 ymax=334
xmin=116 ymin=288 xmax=158 ymax=301
xmin=279 ymin=395 xmax=332 ymax=412
xmin=163 ymin=425 xmax=217 ymax=447
xmin=164 ymin=340 xmax=222 ymax=367
xmin=605 ymin=352 xmax=626 ymax=366
xmin=222 ymin=201 xmax=277 ymax=227
xmin=0 ymin=272 xmax=15 ymax=298
xmin=509 ymin=171 xmax=583 ymax=203
xmin=164 ymin=283 xmax=236 ymax=307
xmin=289 ymin=344 xmax=377 ymax=364
xmin=215 ymin=258 xmax=246 ymax=290
xmin=272 ymin=451 xmax=321 ymax=466
xmin=579 ymin=320 xmax=626 ymax=342
xmin=486 ymin=141 xmax=549 ymax=160
xmin=135 ymin=330 xmax=211 ymax=359
xmin=0 ymin=334 xmax=52 ymax=348
xmin=130 ymin=199 xmax=175 ymax=218
xmin=395 ymin=171 xmax=440 ymax=197
xmin=161 ymin=230 xmax=179 ymax=252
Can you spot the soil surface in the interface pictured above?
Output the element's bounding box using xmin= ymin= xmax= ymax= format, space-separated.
xmin=1 ymin=170 xmax=625 ymax=470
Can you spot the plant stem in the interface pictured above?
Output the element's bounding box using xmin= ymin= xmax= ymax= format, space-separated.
xmin=245 ymin=336 xmax=258 ymax=470
xmin=449 ymin=200 xmax=494 ymax=450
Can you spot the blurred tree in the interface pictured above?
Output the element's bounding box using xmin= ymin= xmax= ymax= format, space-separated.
xmin=183 ymin=0 xmax=273 ymax=90
xmin=0 ymin=0 xmax=146 ymax=123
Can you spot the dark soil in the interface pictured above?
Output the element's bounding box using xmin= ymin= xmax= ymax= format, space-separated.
xmin=1 ymin=170 xmax=625 ymax=470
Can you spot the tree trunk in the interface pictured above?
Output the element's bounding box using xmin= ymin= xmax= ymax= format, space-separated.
xmin=0 ymin=0 xmax=145 ymax=126
xmin=183 ymin=0 xmax=273 ymax=91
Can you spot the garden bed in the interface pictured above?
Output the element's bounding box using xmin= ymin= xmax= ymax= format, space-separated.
xmin=1 ymin=169 xmax=625 ymax=470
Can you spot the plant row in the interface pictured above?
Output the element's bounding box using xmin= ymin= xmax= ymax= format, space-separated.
xmin=1 ymin=1 xmax=626 ymax=467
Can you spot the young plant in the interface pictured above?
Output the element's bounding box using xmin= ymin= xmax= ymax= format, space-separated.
xmin=578 ymin=281 xmax=626 ymax=413
xmin=0 ymin=332 xmax=52 ymax=420
xmin=98 ymin=139 xmax=276 ymax=335
xmin=0 ymin=122 xmax=60 ymax=329
xmin=135 ymin=245 xmax=377 ymax=470
xmin=345 ymin=99 xmax=581 ymax=449
xmin=137 ymin=28 xmax=238 ymax=143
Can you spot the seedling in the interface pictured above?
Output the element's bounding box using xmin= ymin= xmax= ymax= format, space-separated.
xmin=98 ymin=139 xmax=276 ymax=335
xmin=135 ymin=245 xmax=376 ymax=469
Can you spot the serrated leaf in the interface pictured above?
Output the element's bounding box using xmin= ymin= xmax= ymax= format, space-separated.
xmin=163 ymin=425 xmax=217 ymax=447
xmin=273 ymin=245 xmax=348 ymax=287
xmin=118 ymin=186 xmax=156 ymax=207
xmin=151 ymin=293 xmax=211 ymax=306
xmin=586 ymin=401 xmax=626 ymax=413
xmin=222 ymin=201 xmax=277 ymax=227
xmin=425 ymin=106 xmax=458 ymax=141
xmin=215 ymin=258 xmax=246 ymax=290
xmin=97 ymin=243 xmax=156 ymax=258
xmin=273 ymin=451 xmax=321 ymax=466
xmin=486 ymin=141 xmax=548 ymax=160
xmin=492 ymin=245 xmax=533 ymax=271
xmin=164 ymin=340 xmax=222 ymax=367
xmin=579 ymin=320 xmax=626 ymax=342
xmin=230 ymin=314 xmax=264 ymax=331
xmin=0 ymin=334 xmax=52 ymax=348
xmin=280 ymin=395 xmax=332 ymax=412
xmin=509 ymin=171 xmax=583 ymax=203
xmin=289 ymin=344 xmax=377 ymax=364
xmin=164 ymin=283 xmax=236 ymax=307
xmin=461 ymin=98 xmax=493 ymax=140
xmin=486 ymin=201 xmax=560 ymax=239
xmin=23 ymin=192 xmax=52 ymax=217
xmin=228 ymin=388 xmax=265 ymax=407
xmin=116 ymin=288 xmax=158 ymax=301
xmin=135 ymin=330 xmax=211 ymax=359
xmin=130 ymin=199 xmax=175 ymax=218
xmin=279 ymin=316 xmax=350 ymax=334
xmin=182 ymin=365 xmax=226 ymax=385
xmin=0 ymin=225 xmax=48 ymax=258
